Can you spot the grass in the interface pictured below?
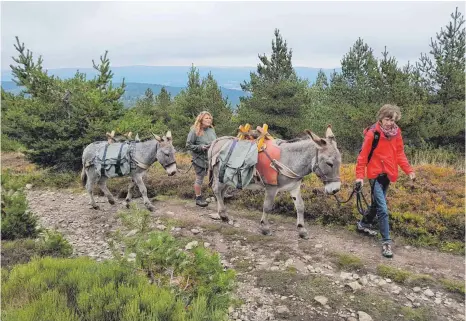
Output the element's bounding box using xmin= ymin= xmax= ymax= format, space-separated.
xmin=331 ymin=252 xmax=365 ymax=271
xmin=376 ymin=264 xmax=413 ymax=283
xmin=376 ymin=264 xmax=464 ymax=297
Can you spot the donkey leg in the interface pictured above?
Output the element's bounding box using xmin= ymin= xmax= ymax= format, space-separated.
xmin=133 ymin=172 xmax=155 ymax=212
xmin=290 ymin=185 xmax=308 ymax=239
xmin=97 ymin=176 xmax=116 ymax=205
xmin=85 ymin=168 xmax=99 ymax=210
xmin=125 ymin=178 xmax=136 ymax=208
xmin=260 ymin=187 xmax=278 ymax=236
xmin=215 ymin=183 xmax=230 ymax=222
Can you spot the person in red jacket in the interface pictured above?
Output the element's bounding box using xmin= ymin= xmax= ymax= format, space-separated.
xmin=355 ymin=104 xmax=415 ymax=258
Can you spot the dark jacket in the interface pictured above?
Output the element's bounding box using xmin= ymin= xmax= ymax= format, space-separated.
xmin=186 ymin=127 xmax=217 ymax=169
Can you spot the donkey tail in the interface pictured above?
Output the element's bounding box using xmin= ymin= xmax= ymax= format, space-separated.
xmin=81 ymin=167 xmax=87 ymax=187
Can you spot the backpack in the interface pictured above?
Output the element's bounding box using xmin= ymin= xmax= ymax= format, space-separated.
xmin=359 ymin=125 xmax=380 ymax=163
xmin=94 ymin=142 xmax=132 ymax=178
xmin=217 ymin=139 xmax=258 ymax=189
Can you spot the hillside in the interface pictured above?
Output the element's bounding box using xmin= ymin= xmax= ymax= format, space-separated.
xmin=1 ymin=65 xmax=340 ymax=89
xmin=1 ymin=80 xmax=247 ymax=108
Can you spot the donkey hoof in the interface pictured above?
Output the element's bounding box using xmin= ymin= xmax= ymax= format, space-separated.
xmin=298 ymin=227 xmax=309 ymax=239
xmin=125 ymin=202 xmax=130 ymax=209
xmin=92 ymin=205 xmax=100 ymax=210
xmin=220 ymin=215 xmax=230 ymax=223
xmin=299 ymin=231 xmax=309 ymax=239
xmin=146 ymin=204 xmax=156 ymax=212
xmin=108 ymin=199 xmax=115 ymax=205
xmin=261 ymin=227 xmax=272 ymax=236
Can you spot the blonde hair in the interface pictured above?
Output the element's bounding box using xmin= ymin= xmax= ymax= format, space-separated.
xmin=377 ymin=104 xmax=401 ymax=122
xmin=192 ymin=111 xmax=213 ymax=136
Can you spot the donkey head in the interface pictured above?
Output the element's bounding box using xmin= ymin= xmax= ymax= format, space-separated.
xmin=305 ymin=125 xmax=341 ymax=195
xmin=153 ymin=131 xmax=177 ymax=176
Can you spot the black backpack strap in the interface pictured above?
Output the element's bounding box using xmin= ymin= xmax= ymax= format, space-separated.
xmin=367 ymin=131 xmax=380 ymax=163
xmin=115 ymin=143 xmax=126 ymax=177
xmin=101 ymin=144 xmax=110 ymax=177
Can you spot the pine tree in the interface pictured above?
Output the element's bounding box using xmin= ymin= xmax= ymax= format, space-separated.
xmin=238 ymin=29 xmax=308 ymax=139
xmin=417 ymin=7 xmax=465 ymax=105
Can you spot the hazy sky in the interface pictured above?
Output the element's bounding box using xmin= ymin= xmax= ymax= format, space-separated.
xmin=1 ymin=1 xmax=464 ymax=70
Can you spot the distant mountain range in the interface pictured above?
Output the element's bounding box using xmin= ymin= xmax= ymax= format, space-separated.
xmin=1 ymin=65 xmax=340 ymax=108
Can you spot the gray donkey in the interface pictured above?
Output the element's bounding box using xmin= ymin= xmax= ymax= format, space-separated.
xmin=208 ymin=126 xmax=341 ymax=239
xmin=81 ymin=131 xmax=177 ymax=211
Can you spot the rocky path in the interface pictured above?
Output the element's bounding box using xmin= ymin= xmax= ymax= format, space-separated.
xmin=27 ymin=189 xmax=465 ymax=321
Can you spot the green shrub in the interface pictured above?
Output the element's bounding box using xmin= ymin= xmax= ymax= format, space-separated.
xmin=2 ymin=230 xmax=73 ymax=269
xmin=1 ymin=134 xmax=26 ymax=152
xmin=112 ymin=205 xmax=236 ymax=318
xmin=1 ymin=190 xmax=39 ymax=240
xmin=2 ymin=256 xmax=224 ymax=321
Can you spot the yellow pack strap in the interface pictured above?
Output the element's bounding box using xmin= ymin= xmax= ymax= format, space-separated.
xmin=237 ymin=123 xmax=251 ymax=140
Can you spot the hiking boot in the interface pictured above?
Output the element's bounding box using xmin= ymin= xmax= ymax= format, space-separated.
xmin=382 ymin=242 xmax=393 ymax=258
xmin=195 ymin=196 xmax=208 ymax=207
xmin=357 ymin=221 xmax=378 ymax=236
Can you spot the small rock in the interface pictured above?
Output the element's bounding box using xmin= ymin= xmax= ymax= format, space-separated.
xmin=284 ymin=259 xmax=294 ymax=267
xmin=281 ymin=296 xmax=287 ymax=300
xmin=276 ymin=306 xmax=290 ymax=314
xmin=347 ymin=317 xmax=358 ymax=321
xmin=357 ymin=311 xmax=373 ymax=321
xmin=404 ymin=246 xmax=411 ymax=249
xmin=270 ymin=266 xmax=279 ymax=271
xmin=156 ymin=224 xmax=166 ymax=231
xmin=360 ymin=276 xmax=368 ymax=286
xmin=209 ymin=213 xmax=222 ymax=220
xmin=314 ymin=296 xmax=328 ymax=306
xmin=385 ymin=278 xmax=392 ymax=283
xmin=166 ymin=211 xmax=174 ymax=215
xmin=378 ymin=280 xmax=387 ymax=287
xmin=346 ymin=281 xmax=362 ymax=291
xmin=191 ymin=228 xmax=200 ymax=235
xmin=234 ymin=223 xmax=240 ymax=228
xmin=423 ymin=289 xmax=435 ymax=297
xmin=25 ymin=184 xmax=33 ymax=190
xmin=434 ymin=298 xmax=442 ymax=304
xmin=314 ymin=244 xmax=323 ymax=249
xmin=340 ymin=272 xmax=353 ymax=280
xmin=185 ymin=241 xmax=199 ymax=250
xmin=413 ymin=287 xmax=422 ymax=293
xmin=203 ymin=242 xmax=210 ymax=247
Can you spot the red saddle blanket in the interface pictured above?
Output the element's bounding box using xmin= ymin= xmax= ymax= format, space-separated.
xmin=256 ymin=139 xmax=281 ymax=185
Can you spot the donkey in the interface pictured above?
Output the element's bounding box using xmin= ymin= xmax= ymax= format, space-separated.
xmin=81 ymin=131 xmax=177 ymax=211
xmin=208 ymin=126 xmax=341 ymax=239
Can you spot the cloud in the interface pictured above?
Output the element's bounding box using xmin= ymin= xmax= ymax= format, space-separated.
xmin=1 ymin=1 xmax=464 ymax=69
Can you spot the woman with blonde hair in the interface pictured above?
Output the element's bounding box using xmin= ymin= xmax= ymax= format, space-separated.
xmin=186 ymin=111 xmax=217 ymax=207
xmin=355 ymin=104 xmax=415 ymax=258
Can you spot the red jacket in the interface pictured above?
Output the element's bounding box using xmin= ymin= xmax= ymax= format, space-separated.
xmin=356 ymin=122 xmax=413 ymax=183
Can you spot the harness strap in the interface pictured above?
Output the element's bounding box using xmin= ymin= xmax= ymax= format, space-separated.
xmin=101 ymin=144 xmax=110 ymax=176
xmin=219 ymin=138 xmax=238 ymax=184
xmin=261 ymin=147 xmax=301 ymax=179
xmin=115 ymin=143 xmax=125 ymax=176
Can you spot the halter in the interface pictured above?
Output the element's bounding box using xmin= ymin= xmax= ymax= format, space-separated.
xmin=312 ymin=148 xmax=340 ymax=184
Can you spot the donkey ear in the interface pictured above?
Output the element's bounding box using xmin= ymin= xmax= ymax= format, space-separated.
xmin=166 ymin=131 xmax=172 ymax=140
xmin=305 ymin=130 xmax=327 ymax=147
xmin=325 ymin=125 xmax=335 ymax=140
xmin=152 ymin=133 xmax=162 ymax=142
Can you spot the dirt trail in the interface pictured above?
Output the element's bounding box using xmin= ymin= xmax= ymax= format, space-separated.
xmin=25 ymin=188 xmax=465 ymax=321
